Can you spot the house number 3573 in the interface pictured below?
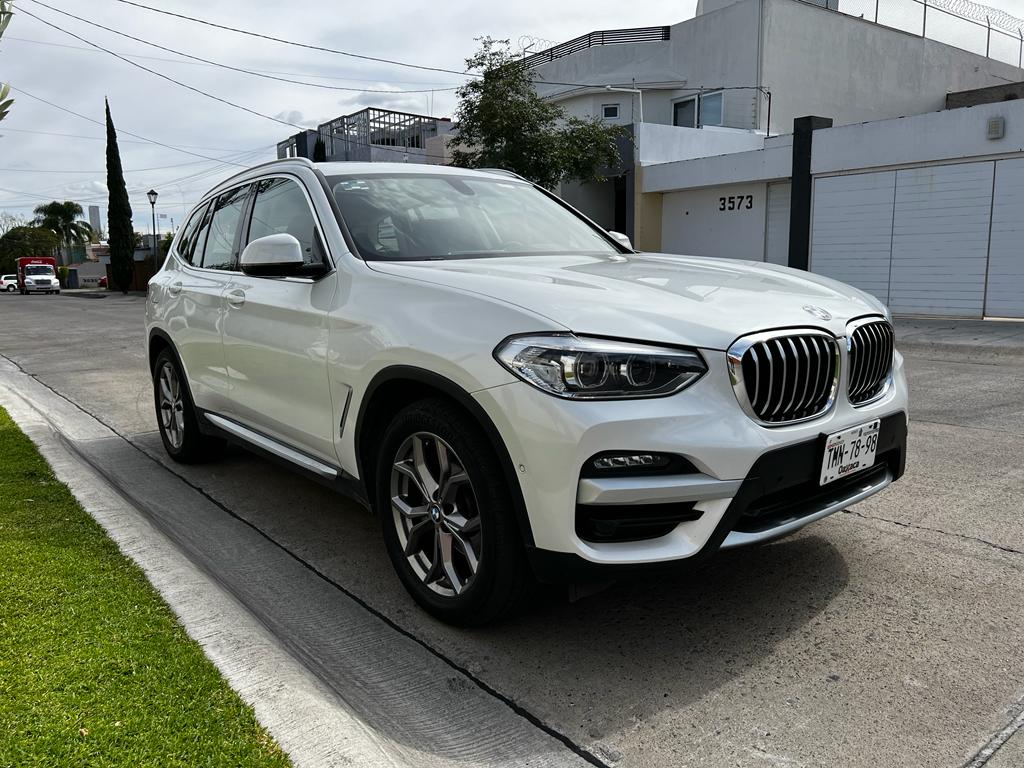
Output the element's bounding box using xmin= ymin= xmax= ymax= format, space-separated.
xmin=719 ymin=195 xmax=753 ymax=211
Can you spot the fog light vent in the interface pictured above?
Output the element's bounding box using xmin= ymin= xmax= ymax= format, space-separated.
xmin=593 ymin=454 xmax=660 ymax=470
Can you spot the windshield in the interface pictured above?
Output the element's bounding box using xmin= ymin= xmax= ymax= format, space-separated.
xmin=25 ymin=265 xmax=55 ymax=276
xmin=328 ymin=174 xmax=619 ymax=261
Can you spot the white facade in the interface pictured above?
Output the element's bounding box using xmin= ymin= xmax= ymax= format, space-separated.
xmin=531 ymin=0 xmax=1023 ymax=136
xmin=643 ymin=99 xmax=1024 ymax=318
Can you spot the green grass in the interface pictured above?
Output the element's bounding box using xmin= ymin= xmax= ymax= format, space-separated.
xmin=0 ymin=408 xmax=291 ymax=768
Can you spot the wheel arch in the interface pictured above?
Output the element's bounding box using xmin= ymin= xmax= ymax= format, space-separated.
xmin=355 ymin=365 xmax=535 ymax=547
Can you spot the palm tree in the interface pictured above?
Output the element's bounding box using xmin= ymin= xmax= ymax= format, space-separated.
xmin=32 ymin=201 xmax=93 ymax=264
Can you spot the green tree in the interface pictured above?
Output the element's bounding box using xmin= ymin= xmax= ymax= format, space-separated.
xmin=31 ymin=201 xmax=92 ymax=261
xmin=0 ymin=225 xmax=59 ymax=274
xmin=105 ymin=99 xmax=134 ymax=293
xmin=313 ymin=136 xmax=327 ymax=162
xmin=450 ymin=37 xmax=624 ymax=189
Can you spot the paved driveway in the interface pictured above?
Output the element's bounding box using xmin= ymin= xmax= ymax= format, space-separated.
xmin=2 ymin=292 xmax=1022 ymax=767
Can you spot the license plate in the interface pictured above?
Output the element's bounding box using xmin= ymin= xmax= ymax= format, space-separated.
xmin=820 ymin=419 xmax=880 ymax=485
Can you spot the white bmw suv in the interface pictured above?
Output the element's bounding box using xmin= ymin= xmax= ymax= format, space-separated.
xmin=146 ymin=158 xmax=908 ymax=625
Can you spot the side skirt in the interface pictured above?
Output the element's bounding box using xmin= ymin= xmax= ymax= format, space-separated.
xmin=197 ymin=409 xmax=370 ymax=509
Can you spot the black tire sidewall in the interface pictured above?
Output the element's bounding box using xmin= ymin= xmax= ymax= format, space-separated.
xmin=376 ymin=399 xmax=527 ymax=625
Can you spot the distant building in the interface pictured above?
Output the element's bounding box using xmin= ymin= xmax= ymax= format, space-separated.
xmin=277 ymin=107 xmax=453 ymax=164
xmin=87 ymin=205 xmax=102 ymax=235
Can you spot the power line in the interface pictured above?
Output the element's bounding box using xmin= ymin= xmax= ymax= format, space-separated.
xmin=109 ymin=0 xmax=479 ymax=78
xmin=16 ymin=7 xmax=454 ymax=162
xmin=16 ymin=6 xmax=307 ymax=131
xmin=3 ymin=35 xmax=462 ymax=86
xmin=0 ymin=124 xmax=249 ymax=152
xmin=8 ymin=86 xmax=254 ymax=163
xmin=22 ymin=0 xmax=460 ymax=94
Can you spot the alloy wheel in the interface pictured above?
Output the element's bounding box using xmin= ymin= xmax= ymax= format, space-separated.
xmin=390 ymin=432 xmax=482 ymax=596
xmin=157 ymin=361 xmax=185 ymax=450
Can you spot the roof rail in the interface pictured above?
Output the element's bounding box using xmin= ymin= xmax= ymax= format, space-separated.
xmin=214 ymin=156 xmax=315 ymax=190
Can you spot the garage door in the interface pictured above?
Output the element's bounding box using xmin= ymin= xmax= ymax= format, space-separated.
xmin=810 ymin=171 xmax=896 ymax=304
xmin=764 ymin=182 xmax=791 ymax=265
xmin=984 ymin=158 xmax=1024 ymax=318
xmin=889 ymin=162 xmax=994 ymax=317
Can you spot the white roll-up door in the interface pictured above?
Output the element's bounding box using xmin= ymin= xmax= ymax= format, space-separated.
xmin=810 ymin=171 xmax=896 ymax=304
xmin=889 ymin=162 xmax=994 ymax=317
xmin=984 ymin=158 xmax=1024 ymax=318
xmin=764 ymin=182 xmax=791 ymax=266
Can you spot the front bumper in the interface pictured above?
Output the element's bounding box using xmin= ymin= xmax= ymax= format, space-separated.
xmin=472 ymin=346 xmax=908 ymax=579
xmin=23 ymin=282 xmax=59 ymax=292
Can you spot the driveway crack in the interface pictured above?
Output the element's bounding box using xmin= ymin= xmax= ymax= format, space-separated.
xmin=842 ymin=509 xmax=1024 ymax=557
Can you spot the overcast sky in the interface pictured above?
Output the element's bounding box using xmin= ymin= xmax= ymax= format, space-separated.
xmin=1 ymin=0 xmax=1022 ymax=234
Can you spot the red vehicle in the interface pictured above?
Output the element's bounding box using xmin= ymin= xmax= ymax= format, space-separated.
xmin=16 ymin=256 xmax=60 ymax=295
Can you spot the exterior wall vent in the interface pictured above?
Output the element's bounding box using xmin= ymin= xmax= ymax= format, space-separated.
xmin=987 ymin=116 xmax=1006 ymax=140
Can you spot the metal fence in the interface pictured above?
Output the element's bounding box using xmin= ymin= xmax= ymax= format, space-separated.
xmin=522 ymin=27 xmax=671 ymax=69
xmin=811 ymin=0 xmax=1024 ymax=69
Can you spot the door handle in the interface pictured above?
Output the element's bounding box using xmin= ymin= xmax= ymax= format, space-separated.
xmin=167 ymin=281 xmax=182 ymax=297
xmin=226 ymin=288 xmax=246 ymax=308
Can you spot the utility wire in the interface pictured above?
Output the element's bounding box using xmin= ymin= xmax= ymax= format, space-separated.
xmin=3 ymin=35 xmax=461 ymax=86
xmin=16 ymin=7 xmax=453 ymax=162
xmin=8 ymin=86 xmax=254 ymax=164
xmin=109 ymin=0 xmax=480 ymax=78
xmin=22 ymin=0 xmax=460 ymax=94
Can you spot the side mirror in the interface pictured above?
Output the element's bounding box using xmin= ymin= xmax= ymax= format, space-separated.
xmin=608 ymin=231 xmax=633 ymax=251
xmin=240 ymin=234 xmax=305 ymax=276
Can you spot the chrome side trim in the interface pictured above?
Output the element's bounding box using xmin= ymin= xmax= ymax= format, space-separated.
xmin=577 ymin=474 xmax=742 ymax=506
xmin=726 ymin=327 xmax=840 ymax=427
xmin=720 ymin=467 xmax=893 ymax=549
xmin=204 ymin=413 xmax=338 ymax=479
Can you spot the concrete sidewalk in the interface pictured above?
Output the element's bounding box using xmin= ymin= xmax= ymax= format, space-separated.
xmin=895 ymin=316 xmax=1024 ymax=356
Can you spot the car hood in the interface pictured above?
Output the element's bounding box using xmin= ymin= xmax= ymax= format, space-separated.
xmin=367 ymin=252 xmax=887 ymax=350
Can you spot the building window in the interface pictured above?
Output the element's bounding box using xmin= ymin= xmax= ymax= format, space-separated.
xmin=673 ymin=92 xmax=724 ymax=128
xmin=601 ymin=104 xmax=620 ymax=120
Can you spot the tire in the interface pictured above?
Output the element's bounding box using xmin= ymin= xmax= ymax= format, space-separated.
xmin=376 ymin=398 xmax=531 ymax=626
xmin=5 ymin=285 xmax=13 ymax=292
xmin=152 ymin=348 xmax=221 ymax=463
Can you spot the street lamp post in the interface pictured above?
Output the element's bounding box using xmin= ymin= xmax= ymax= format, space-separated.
xmin=147 ymin=189 xmax=158 ymax=262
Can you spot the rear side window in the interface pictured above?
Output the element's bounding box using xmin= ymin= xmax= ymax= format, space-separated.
xmin=175 ymin=202 xmax=209 ymax=265
xmin=198 ymin=185 xmax=250 ymax=270
xmin=247 ymin=178 xmax=324 ymax=266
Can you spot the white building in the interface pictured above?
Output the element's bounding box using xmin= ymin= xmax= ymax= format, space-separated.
xmin=525 ymin=0 xmax=1024 ymax=317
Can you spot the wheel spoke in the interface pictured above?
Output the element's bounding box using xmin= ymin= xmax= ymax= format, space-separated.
xmin=411 ymin=435 xmax=440 ymax=500
xmin=441 ymin=466 xmax=469 ymax=503
xmin=444 ymin=510 xmax=480 ymax=536
xmin=159 ymin=375 xmax=173 ymax=403
xmin=422 ymin=533 xmax=444 ymax=584
xmin=451 ymin=532 xmax=479 ymax=575
xmin=403 ymin=518 xmax=433 ymax=558
xmin=391 ymin=496 xmax=429 ymax=520
xmin=393 ymin=460 xmax=428 ymax=500
xmin=438 ymin=531 xmax=463 ymax=594
xmin=159 ymin=404 xmax=172 ymax=428
xmin=435 ymin=439 xmax=451 ymax=493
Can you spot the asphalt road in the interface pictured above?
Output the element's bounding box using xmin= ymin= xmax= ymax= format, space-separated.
xmin=2 ymin=291 xmax=1023 ymax=768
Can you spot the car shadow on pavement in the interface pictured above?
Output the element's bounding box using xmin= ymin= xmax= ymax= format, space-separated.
xmin=132 ymin=434 xmax=849 ymax=751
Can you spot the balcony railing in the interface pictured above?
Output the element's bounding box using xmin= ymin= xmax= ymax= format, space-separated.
xmin=522 ymin=26 xmax=671 ymax=68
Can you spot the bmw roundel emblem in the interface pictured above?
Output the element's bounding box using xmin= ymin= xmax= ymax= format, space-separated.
xmin=802 ymin=305 xmax=833 ymax=321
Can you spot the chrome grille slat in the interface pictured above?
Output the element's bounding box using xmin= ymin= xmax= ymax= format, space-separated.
xmin=730 ymin=330 xmax=839 ymax=425
xmin=848 ymin=319 xmax=894 ymax=405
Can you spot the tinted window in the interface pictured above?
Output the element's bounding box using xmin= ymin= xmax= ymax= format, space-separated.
xmin=176 ymin=201 xmax=209 ymax=264
xmin=673 ymin=99 xmax=696 ymax=127
xmin=328 ymin=174 xmax=617 ymax=261
xmin=247 ymin=178 xmax=323 ymax=266
xmin=199 ymin=186 xmax=250 ymax=270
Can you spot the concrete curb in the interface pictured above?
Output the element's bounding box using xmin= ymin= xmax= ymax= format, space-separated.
xmin=0 ymin=365 xmax=398 ymax=768
xmin=0 ymin=360 xmax=597 ymax=768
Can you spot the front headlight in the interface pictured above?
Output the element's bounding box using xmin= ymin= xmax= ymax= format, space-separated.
xmin=494 ymin=334 xmax=707 ymax=399
xmin=24 ymin=279 xmax=34 ymax=285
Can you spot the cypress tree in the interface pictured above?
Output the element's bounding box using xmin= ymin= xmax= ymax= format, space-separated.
xmin=105 ymin=98 xmax=134 ymax=293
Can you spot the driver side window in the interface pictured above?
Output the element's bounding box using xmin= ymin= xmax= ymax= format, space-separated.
xmin=247 ymin=178 xmax=325 ymax=266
